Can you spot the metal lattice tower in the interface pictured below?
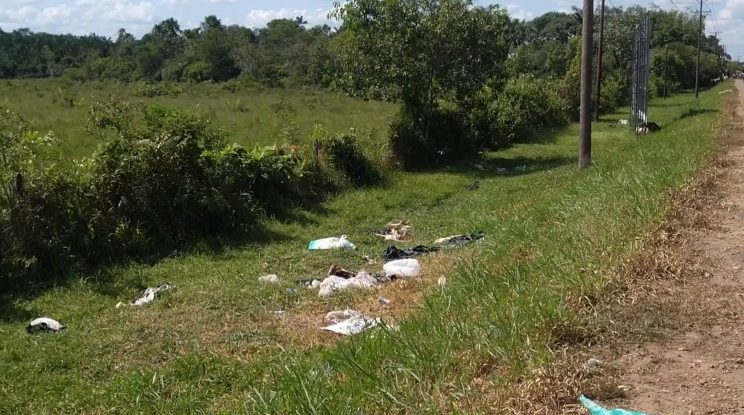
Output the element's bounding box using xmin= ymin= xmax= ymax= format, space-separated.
xmin=630 ymin=15 xmax=651 ymax=135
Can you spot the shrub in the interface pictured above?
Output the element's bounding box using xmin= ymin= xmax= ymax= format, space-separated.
xmin=317 ymin=127 xmax=380 ymax=186
xmin=468 ymin=76 xmax=569 ymax=149
xmin=0 ymin=102 xmax=322 ymax=291
xmin=388 ymin=103 xmax=477 ymax=170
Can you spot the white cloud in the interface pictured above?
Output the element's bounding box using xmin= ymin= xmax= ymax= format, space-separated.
xmin=245 ymin=8 xmax=335 ymax=28
xmin=207 ymin=0 xmax=236 ymax=3
xmin=506 ymin=3 xmax=534 ymax=21
xmin=719 ymin=0 xmax=744 ymax=20
xmin=37 ymin=5 xmax=72 ymax=24
xmin=1 ymin=5 xmax=37 ymax=21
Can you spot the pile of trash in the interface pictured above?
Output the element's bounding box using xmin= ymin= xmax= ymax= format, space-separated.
xmin=373 ymin=220 xmax=412 ymax=241
xmin=24 ymin=221 xmax=488 ymax=338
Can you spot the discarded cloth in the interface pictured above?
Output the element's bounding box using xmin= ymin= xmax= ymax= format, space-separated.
xmin=308 ymin=235 xmax=356 ymax=250
xmin=117 ymin=283 xmax=172 ymax=308
xmin=382 ymin=244 xmax=437 ymax=262
xmin=318 ymin=271 xmax=378 ymax=297
xmin=579 ymin=396 xmax=648 ymax=415
xmin=433 ymin=232 xmax=485 ymax=247
xmin=373 ymin=220 xmax=412 ymax=241
xmin=258 ymin=274 xmax=280 ymax=284
xmin=26 ymin=317 xmax=66 ymax=334
xmin=322 ymin=309 xmax=380 ymax=335
xmin=383 ymin=259 xmax=421 ymax=278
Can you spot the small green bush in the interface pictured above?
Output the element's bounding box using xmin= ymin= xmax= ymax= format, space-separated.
xmin=389 ymin=103 xmax=477 ymax=170
xmin=469 ymin=76 xmax=569 ymax=149
xmin=318 ymin=128 xmax=380 ymax=186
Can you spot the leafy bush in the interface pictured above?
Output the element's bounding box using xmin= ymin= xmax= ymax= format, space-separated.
xmin=388 ymin=103 xmax=477 ymax=170
xmin=0 ymin=102 xmax=321 ymax=291
xmin=599 ymin=73 xmax=626 ymax=114
xmin=314 ymin=126 xmax=380 ymax=186
xmin=468 ymin=76 xmax=569 ymax=149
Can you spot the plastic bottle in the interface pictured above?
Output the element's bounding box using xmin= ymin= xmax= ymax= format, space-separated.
xmin=308 ymin=235 xmax=356 ymax=250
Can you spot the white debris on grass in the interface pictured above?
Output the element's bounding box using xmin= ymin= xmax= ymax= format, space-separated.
xmin=117 ymin=283 xmax=172 ymax=308
xmin=322 ymin=309 xmax=381 ymax=335
xmin=318 ymin=271 xmax=378 ymax=297
xmin=258 ymin=274 xmax=280 ymax=284
xmin=26 ymin=317 xmax=66 ymax=333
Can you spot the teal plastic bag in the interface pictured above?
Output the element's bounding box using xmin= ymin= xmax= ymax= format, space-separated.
xmin=579 ymin=396 xmax=649 ymax=415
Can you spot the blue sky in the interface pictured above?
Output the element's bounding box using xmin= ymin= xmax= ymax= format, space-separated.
xmin=0 ymin=0 xmax=742 ymax=58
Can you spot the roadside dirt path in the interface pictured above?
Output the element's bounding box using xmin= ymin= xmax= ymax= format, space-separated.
xmin=604 ymin=80 xmax=744 ymax=414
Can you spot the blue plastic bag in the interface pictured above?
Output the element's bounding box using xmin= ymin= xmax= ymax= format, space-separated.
xmin=579 ymin=396 xmax=649 ymax=415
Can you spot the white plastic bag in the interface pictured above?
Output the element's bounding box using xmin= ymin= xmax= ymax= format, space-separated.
xmin=318 ymin=271 xmax=377 ymax=297
xmin=322 ymin=310 xmax=380 ymax=335
xmin=383 ymin=259 xmax=421 ymax=278
xmin=308 ymin=235 xmax=356 ymax=250
xmin=26 ymin=317 xmax=66 ymax=333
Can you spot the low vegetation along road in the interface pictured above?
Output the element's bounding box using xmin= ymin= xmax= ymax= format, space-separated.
xmin=0 ymin=81 xmax=732 ymax=413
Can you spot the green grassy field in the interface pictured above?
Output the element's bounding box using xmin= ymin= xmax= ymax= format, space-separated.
xmin=0 ymin=82 xmax=728 ymax=413
xmin=0 ymin=79 xmax=397 ymax=160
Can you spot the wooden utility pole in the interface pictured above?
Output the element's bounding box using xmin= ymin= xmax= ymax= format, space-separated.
xmin=694 ymin=0 xmax=704 ymax=99
xmin=663 ymin=46 xmax=669 ymax=99
xmin=594 ymin=0 xmax=606 ymax=121
xmin=579 ymin=0 xmax=594 ymax=169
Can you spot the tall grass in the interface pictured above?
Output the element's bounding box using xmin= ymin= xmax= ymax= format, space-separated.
xmin=0 ymin=82 xmax=727 ymax=413
xmin=0 ymin=79 xmax=396 ymax=159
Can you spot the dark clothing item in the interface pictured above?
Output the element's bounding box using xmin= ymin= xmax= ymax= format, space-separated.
xmin=383 ymin=244 xmax=438 ymax=263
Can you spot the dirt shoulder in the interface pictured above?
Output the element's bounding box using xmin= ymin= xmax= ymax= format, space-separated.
xmin=584 ymin=81 xmax=744 ymax=414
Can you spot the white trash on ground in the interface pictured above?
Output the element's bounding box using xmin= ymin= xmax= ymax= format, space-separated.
xmin=322 ymin=309 xmax=381 ymax=335
xmin=383 ymin=259 xmax=421 ymax=278
xmin=308 ymin=235 xmax=356 ymax=250
xmin=117 ymin=283 xmax=172 ymax=308
xmin=318 ymin=271 xmax=378 ymax=297
xmin=258 ymin=274 xmax=280 ymax=284
xmin=26 ymin=317 xmax=66 ymax=333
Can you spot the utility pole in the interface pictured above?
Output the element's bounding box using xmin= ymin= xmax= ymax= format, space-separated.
xmin=594 ymin=0 xmax=606 ymax=121
xmin=694 ymin=0 xmax=703 ymax=98
xmin=579 ymin=0 xmax=594 ymax=169
xmin=663 ymin=45 xmax=669 ymax=99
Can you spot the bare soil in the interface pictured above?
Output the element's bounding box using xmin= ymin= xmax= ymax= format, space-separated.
xmin=594 ymin=81 xmax=744 ymax=414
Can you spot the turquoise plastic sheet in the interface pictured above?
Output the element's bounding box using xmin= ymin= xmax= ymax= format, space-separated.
xmin=579 ymin=396 xmax=649 ymax=415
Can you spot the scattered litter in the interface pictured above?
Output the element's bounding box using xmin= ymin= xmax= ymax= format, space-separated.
xmin=258 ymin=274 xmax=280 ymax=284
xmin=618 ymin=119 xmax=629 ymax=125
xmin=383 ymin=259 xmax=421 ymax=278
xmin=466 ymin=180 xmax=480 ymax=191
xmin=318 ymin=271 xmax=378 ymax=297
xmin=719 ymin=89 xmax=733 ymax=94
xmin=285 ymin=288 xmax=297 ymax=295
xmin=579 ymin=395 xmax=648 ymax=415
xmin=322 ymin=309 xmax=380 ymax=335
xmin=433 ymin=232 xmax=485 ymax=247
xmin=383 ymin=244 xmax=437 ymax=262
xmin=378 ymin=297 xmax=391 ymax=306
xmin=308 ymin=235 xmax=356 ymax=250
xmin=26 ymin=317 xmax=65 ymax=334
xmin=309 ymin=279 xmax=321 ymax=289
xmin=473 ymin=163 xmax=486 ymax=171
xmin=438 ymin=276 xmax=447 ymax=286
xmin=373 ymin=220 xmax=412 ymax=241
xmin=636 ymin=121 xmax=661 ymax=135
xmin=118 ymin=283 xmax=172 ymax=308
xmin=583 ymin=358 xmax=604 ymax=374
xmin=328 ymin=264 xmax=355 ymax=279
